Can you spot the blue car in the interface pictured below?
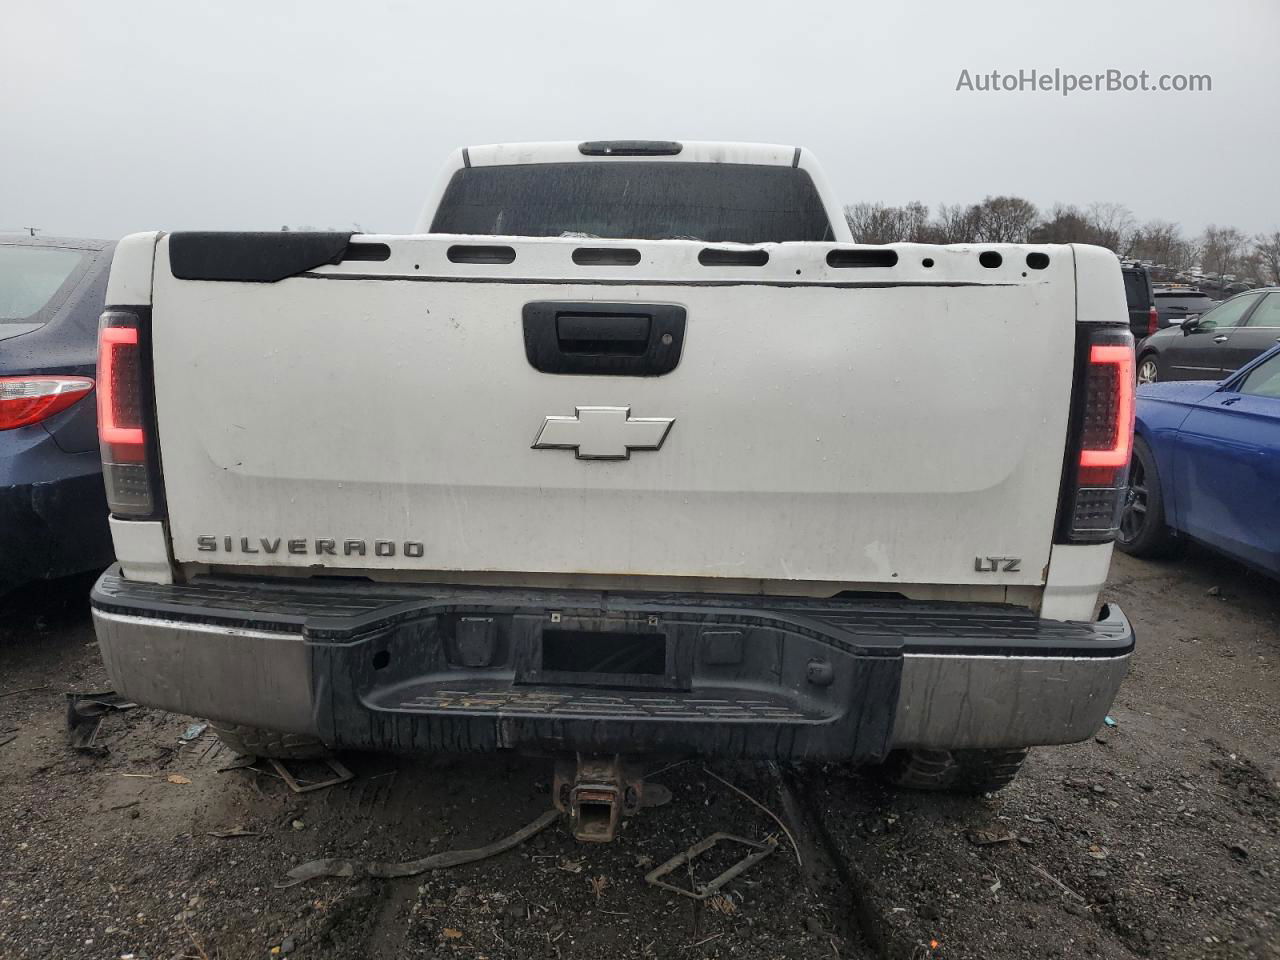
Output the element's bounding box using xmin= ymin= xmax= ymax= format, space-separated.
xmin=0 ymin=235 xmax=116 ymax=594
xmin=1118 ymin=343 xmax=1280 ymax=577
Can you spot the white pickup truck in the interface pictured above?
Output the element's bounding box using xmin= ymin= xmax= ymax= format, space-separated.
xmin=90 ymin=141 xmax=1134 ymax=832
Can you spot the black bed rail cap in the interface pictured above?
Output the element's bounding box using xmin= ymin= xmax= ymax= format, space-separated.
xmin=169 ymin=231 xmax=354 ymax=282
xmin=578 ymin=140 xmax=683 ymax=157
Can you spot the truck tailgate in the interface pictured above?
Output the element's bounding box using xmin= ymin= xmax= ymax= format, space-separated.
xmin=149 ymin=235 xmax=1078 ymax=587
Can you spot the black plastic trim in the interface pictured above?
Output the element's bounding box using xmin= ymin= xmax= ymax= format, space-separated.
xmin=523 ymin=301 xmax=686 ymax=376
xmin=169 ymin=232 xmax=353 ymax=283
xmin=578 ymin=140 xmax=682 ymax=156
xmin=90 ymin=567 xmax=1134 ymax=659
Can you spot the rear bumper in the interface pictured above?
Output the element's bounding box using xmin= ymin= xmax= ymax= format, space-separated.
xmin=90 ymin=566 xmax=1133 ymax=760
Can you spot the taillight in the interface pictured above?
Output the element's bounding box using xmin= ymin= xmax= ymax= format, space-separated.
xmin=1057 ymin=328 xmax=1136 ymax=543
xmin=97 ymin=309 xmax=159 ymax=517
xmin=1146 ymin=306 xmax=1158 ymax=337
xmin=0 ymin=376 xmax=94 ymax=430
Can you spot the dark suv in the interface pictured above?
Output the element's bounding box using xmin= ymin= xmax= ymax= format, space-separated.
xmin=1153 ymin=286 xmax=1217 ymax=329
xmin=1122 ymin=263 xmax=1158 ymax=341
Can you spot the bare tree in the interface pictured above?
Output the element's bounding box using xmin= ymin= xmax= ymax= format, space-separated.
xmin=1236 ymin=250 xmax=1265 ymax=286
xmin=933 ymin=203 xmax=981 ymax=243
xmin=844 ymin=203 xmax=896 ymax=243
xmin=1082 ymin=202 xmax=1135 ymax=254
xmin=1180 ymin=235 xmax=1203 ymax=273
xmin=1031 ymin=204 xmax=1092 ymax=244
xmin=1200 ymin=225 xmax=1248 ymax=277
xmin=838 ymin=194 xmax=1277 ymax=283
xmin=898 ymin=202 xmax=934 ymax=242
xmin=1128 ymin=220 xmax=1196 ymax=271
xmin=973 ymin=196 xmax=1039 ymax=243
xmin=1254 ymin=231 xmax=1280 ymax=285
xmin=844 ymin=202 xmax=935 ymax=243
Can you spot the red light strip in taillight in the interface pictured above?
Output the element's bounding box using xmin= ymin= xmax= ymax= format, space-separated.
xmin=1079 ymin=344 xmax=1134 ymax=468
xmin=97 ymin=326 xmax=145 ymax=446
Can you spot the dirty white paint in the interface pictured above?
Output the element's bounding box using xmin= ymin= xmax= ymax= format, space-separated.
xmin=129 ymin=232 xmax=1116 ymax=600
xmin=104 ymin=231 xmax=159 ymax=306
xmin=1040 ymin=543 xmax=1117 ymax=621
xmin=108 ymin=517 xmax=172 ymax=584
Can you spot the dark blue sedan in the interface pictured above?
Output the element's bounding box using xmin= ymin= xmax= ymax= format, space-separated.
xmin=1118 ymin=343 xmax=1280 ymax=577
xmin=0 ymin=235 xmax=116 ymax=594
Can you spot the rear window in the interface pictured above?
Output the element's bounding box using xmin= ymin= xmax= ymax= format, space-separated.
xmin=429 ymin=162 xmax=834 ymax=243
xmin=0 ymin=245 xmax=87 ymax=323
xmin=1155 ymin=291 xmax=1213 ymax=302
xmin=1122 ymin=269 xmax=1150 ymax=309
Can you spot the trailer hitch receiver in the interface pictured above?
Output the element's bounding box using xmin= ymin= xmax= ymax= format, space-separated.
xmin=553 ymin=754 xmax=668 ymax=842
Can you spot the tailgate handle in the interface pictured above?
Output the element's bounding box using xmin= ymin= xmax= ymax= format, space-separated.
xmin=523 ymin=302 xmax=686 ymax=376
xmin=556 ymin=314 xmax=651 ymax=356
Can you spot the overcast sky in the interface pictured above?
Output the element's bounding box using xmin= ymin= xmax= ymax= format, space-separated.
xmin=3 ymin=0 xmax=1276 ymax=241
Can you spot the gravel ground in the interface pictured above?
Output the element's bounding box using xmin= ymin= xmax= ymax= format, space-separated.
xmin=0 ymin=548 xmax=1276 ymax=959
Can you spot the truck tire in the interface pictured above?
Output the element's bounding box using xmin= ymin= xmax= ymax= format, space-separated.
xmin=210 ymin=722 xmax=328 ymax=760
xmin=881 ymin=747 xmax=1029 ymax=794
xmin=1116 ymin=435 xmax=1181 ymax=558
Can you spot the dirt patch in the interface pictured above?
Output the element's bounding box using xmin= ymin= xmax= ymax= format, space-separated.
xmin=804 ymin=548 xmax=1280 ymax=960
xmin=1 ymin=549 xmax=1277 ymax=958
xmin=0 ymin=579 xmax=844 ymax=959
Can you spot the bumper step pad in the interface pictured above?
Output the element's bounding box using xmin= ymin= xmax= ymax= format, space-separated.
xmin=388 ymin=686 xmax=815 ymax=722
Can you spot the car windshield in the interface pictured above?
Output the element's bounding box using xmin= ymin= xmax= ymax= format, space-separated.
xmin=1239 ymin=351 xmax=1280 ymax=398
xmin=430 ymin=162 xmax=834 ymax=243
xmin=0 ymin=245 xmax=87 ymax=323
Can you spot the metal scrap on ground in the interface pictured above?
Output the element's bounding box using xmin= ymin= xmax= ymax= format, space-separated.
xmin=268 ymin=756 xmax=355 ymax=794
xmin=967 ymin=826 xmax=1017 ymax=846
xmin=645 ymin=832 xmax=778 ymax=900
xmin=65 ymin=691 xmax=137 ymax=752
xmin=279 ymin=808 xmax=562 ymax=887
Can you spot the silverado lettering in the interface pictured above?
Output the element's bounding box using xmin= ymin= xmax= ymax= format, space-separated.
xmin=195 ymin=535 xmax=426 ymax=557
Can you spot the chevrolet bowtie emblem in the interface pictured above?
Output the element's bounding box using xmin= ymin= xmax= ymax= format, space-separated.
xmin=532 ymin=406 xmax=675 ymax=460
